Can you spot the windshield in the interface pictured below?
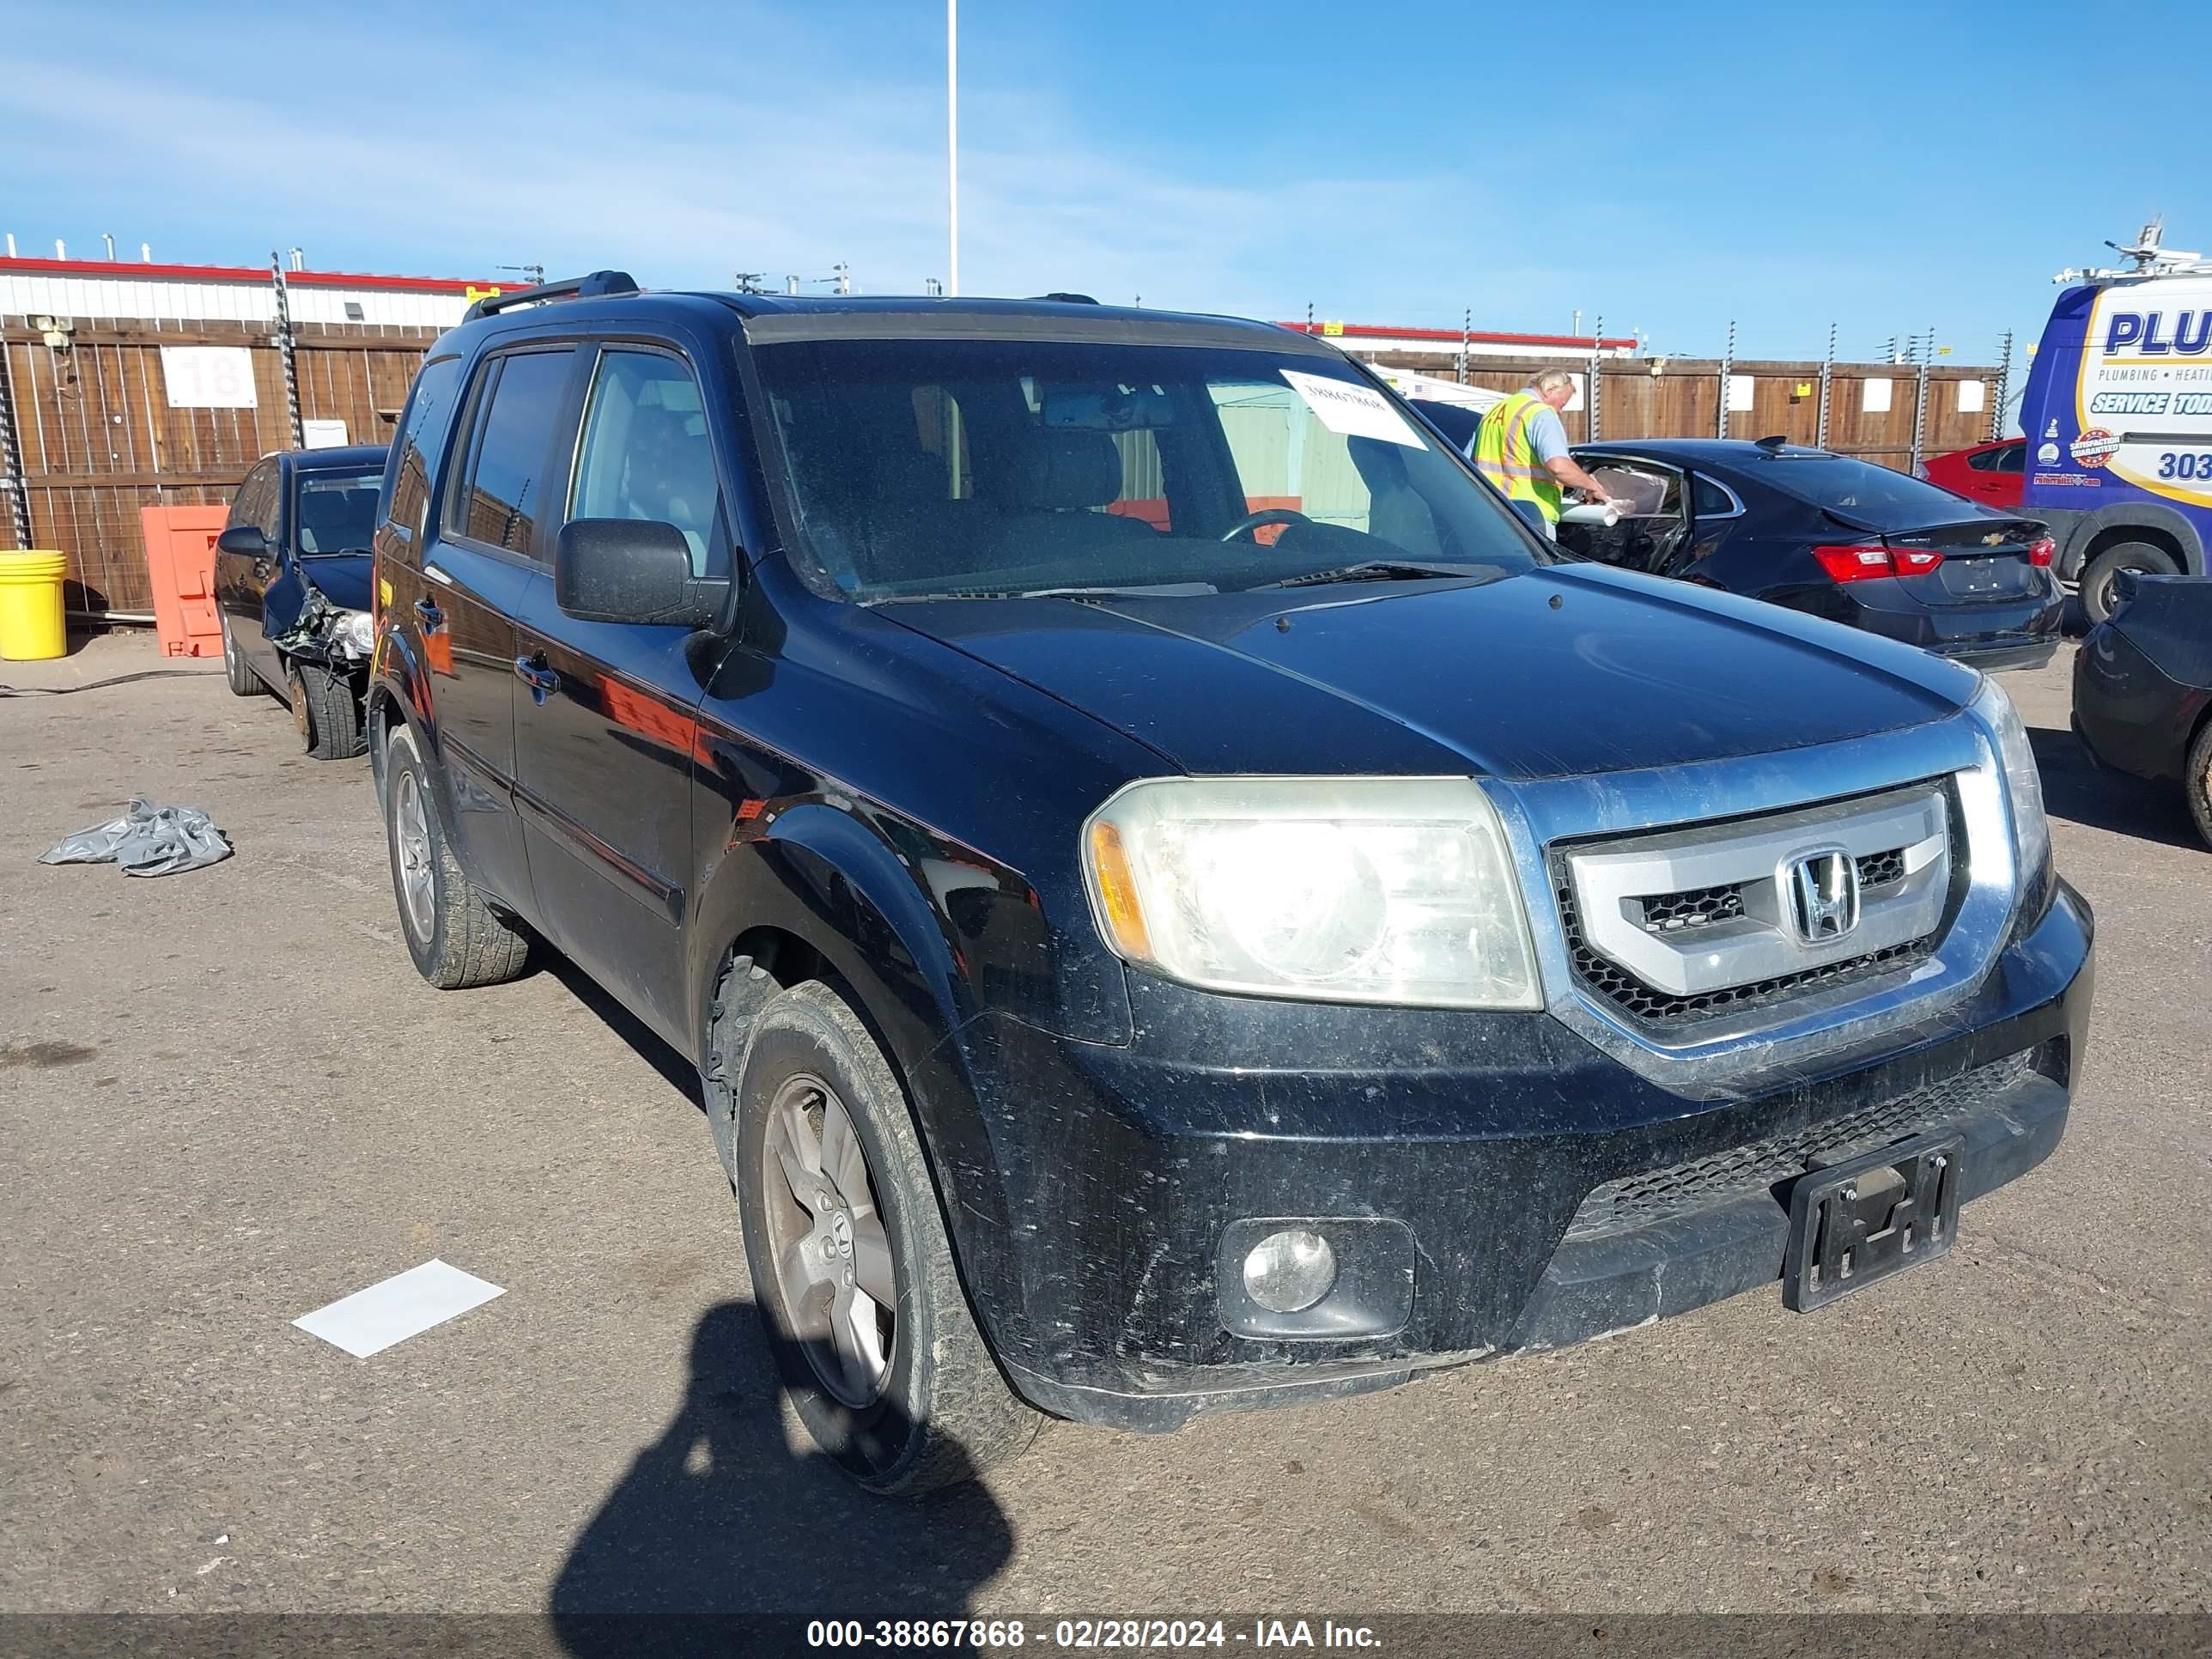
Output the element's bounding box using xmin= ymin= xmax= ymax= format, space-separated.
xmin=752 ymin=339 xmax=1546 ymax=600
xmin=1753 ymin=454 xmax=1991 ymax=527
xmin=294 ymin=470 xmax=384 ymax=556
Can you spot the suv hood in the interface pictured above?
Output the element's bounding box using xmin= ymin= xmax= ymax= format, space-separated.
xmin=884 ymin=563 xmax=1978 ymax=780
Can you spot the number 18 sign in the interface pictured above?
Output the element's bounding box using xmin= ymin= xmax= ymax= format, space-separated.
xmin=160 ymin=345 xmax=259 ymax=410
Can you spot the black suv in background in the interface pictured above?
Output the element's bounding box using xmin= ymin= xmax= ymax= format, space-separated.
xmin=368 ymin=275 xmax=2091 ymax=1494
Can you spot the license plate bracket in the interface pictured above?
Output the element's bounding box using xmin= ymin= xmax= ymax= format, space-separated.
xmin=1782 ymin=1131 xmax=1964 ymax=1311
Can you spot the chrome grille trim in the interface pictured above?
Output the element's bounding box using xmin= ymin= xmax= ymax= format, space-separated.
xmin=1476 ymin=703 xmax=2024 ymax=1098
xmin=1559 ymin=782 xmax=1950 ymax=1003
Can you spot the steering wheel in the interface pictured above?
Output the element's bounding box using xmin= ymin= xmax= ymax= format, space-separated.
xmin=1218 ymin=507 xmax=1314 ymax=543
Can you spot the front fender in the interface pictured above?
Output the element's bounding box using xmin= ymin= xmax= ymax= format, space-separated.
xmin=365 ymin=628 xmax=459 ymax=832
xmin=686 ymin=798 xmax=1030 ymax=1359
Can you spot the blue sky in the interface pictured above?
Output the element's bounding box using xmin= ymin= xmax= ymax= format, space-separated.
xmin=4 ymin=0 xmax=2206 ymax=366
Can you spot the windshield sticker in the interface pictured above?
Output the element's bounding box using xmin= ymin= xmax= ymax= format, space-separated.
xmin=1279 ymin=369 xmax=1425 ymax=448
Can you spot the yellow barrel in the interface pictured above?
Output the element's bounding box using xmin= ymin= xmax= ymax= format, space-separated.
xmin=0 ymin=550 xmax=70 ymax=660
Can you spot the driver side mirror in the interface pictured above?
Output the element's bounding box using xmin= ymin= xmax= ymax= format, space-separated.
xmin=555 ymin=519 xmax=730 ymax=629
xmin=216 ymin=525 xmax=268 ymax=557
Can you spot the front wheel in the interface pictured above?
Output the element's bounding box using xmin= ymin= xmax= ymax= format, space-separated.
xmin=288 ymin=658 xmax=366 ymax=760
xmin=2186 ymin=720 xmax=2212 ymax=852
xmin=729 ymin=979 xmax=1041 ymax=1495
xmin=2080 ymin=541 xmax=2179 ymax=625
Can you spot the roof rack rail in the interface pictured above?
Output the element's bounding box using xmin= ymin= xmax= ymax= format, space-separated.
xmin=1032 ymin=291 xmax=1100 ymax=305
xmin=465 ymin=270 xmax=640 ymax=322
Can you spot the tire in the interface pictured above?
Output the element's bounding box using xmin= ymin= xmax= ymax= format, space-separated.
xmin=218 ymin=610 xmax=261 ymax=696
xmin=2187 ymin=720 xmax=2212 ymax=852
xmin=2080 ymin=541 xmax=2180 ymax=626
xmin=380 ymin=720 xmax=531 ymax=989
xmin=287 ymin=658 xmax=367 ymax=761
xmin=728 ymin=977 xmax=1041 ymax=1495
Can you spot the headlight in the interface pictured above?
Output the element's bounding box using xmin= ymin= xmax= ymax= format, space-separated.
xmin=1082 ymin=776 xmax=1541 ymax=1009
xmin=1972 ymin=678 xmax=2050 ymax=885
xmin=337 ymin=610 xmax=375 ymax=655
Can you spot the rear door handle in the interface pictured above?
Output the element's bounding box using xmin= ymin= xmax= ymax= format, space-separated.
xmin=514 ymin=652 xmax=560 ymax=702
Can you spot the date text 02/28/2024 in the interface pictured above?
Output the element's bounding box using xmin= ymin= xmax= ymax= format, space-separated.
xmin=805 ymin=1618 xmax=1382 ymax=1650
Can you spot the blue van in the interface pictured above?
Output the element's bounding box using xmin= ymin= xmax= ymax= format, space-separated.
xmin=2021 ymin=222 xmax=2212 ymax=622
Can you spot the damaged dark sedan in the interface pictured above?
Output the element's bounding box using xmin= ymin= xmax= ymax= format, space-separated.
xmin=215 ymin=444 xmax=387 ymax=758
xmin=366 ymin=283 xmax=2094 ymax=1496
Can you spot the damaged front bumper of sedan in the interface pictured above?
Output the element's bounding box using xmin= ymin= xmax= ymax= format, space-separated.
xmin=269 ymin=583 xmax=375 ymax=675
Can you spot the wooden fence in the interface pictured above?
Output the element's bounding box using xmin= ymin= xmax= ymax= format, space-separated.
xmin=0 ymin=316 xmax=2006 ymax=618
xmin=1369 ymin=352 xmax=2002 ymax=467
xmin=0 ymin=319 xmax=434 ymax=614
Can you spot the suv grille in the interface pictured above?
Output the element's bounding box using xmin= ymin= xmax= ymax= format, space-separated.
xmin=1561 ymin=881 xmax=1934 ymax=1022
xmin=1554 ymin=782 xmax=1954 ymax=1028
xmin=1633 ymin=848 xmax=1906 ymax=939
xmin=1563 ymin=1049 xmax=2036 ymax=1240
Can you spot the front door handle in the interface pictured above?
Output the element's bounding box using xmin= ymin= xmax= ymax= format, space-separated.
xmin=514 ymin=652 xmax=560 ymax=702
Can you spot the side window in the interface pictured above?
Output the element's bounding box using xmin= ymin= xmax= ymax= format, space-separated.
xmin=1966 ymin=447 xmax=2001 ymax=472
xmin=568 ymin=349 xmax=728 ymax=577
xmin=1996 ymin=441 xmax=2026 ymax=474
xmin=1691 ymin=473 xmax=1740 ymax=518
xmin=228 ymin=461 xmax=274 ymax=532
xmin=383 ymin=356 xmax=462 ymax=556
xmin=255 ymin=465 xmax=286 ymax=544
xmin=445 ymin=348 xmax=577 ymax=557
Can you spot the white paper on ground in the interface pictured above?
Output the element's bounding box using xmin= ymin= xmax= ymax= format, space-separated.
xmin=293 ymin=1259 xmax=505 ymax=1358
xmin=1280 ymin=369 xmax=1425 ymax=447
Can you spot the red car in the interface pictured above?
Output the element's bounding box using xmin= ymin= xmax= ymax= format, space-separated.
xmin=1921 ymin=437 xmax=2025 ymax=507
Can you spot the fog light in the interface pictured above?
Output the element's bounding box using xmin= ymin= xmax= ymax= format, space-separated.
xmin=1242 ymin=1229 xmax=1338 ymax=1313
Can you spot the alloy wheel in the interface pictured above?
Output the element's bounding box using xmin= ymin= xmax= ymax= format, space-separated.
xmin=759 ymin=1072 xmax=896 ymax=1407
xmin=392 ymin=769 xmax=436 ymax=945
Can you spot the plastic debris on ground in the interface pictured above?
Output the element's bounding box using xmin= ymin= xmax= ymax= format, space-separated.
xmin=39 ymin=798 xmax=233 ymax=878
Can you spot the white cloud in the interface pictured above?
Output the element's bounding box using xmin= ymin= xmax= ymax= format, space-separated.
xmin=0 ymin=15 xmax=1476 ymax=323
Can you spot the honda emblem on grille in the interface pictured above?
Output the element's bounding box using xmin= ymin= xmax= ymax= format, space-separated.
xmin=1788 ymin=850 xmax=1860 ymax=943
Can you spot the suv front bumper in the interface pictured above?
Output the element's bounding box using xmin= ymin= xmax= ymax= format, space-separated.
xmin=939 ymin=881 xmax=2092 ymax=1431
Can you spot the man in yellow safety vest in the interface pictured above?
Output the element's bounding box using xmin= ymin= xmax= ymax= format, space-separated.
xmin=1471 ymin=368 xmax=1616 ymax=538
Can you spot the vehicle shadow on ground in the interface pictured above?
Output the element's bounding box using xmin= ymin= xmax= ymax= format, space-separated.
xmin=542 ymin=951 xmax=706 ymax=1110
xmin=550 ymin=1302 xmax=1014 ymax=1651
xmin=2029 ymin=725 xmax=2200 ymax=849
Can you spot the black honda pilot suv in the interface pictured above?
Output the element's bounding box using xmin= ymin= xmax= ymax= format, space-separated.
xmin=367 ymin=272 xmax=2093 ymax=1493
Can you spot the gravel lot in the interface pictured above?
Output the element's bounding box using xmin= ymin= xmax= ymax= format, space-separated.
xmin=2 ymin=632 xmax=2205 ymax=1624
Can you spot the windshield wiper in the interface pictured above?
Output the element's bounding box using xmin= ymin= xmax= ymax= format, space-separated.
xmin=1012 ymin=582 xmax=1218 ymax=599
xmin=866 ymin=580 xmax=1218 ymax=606
xmin=1255 ymin=560 xmax=1491 ymax=590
